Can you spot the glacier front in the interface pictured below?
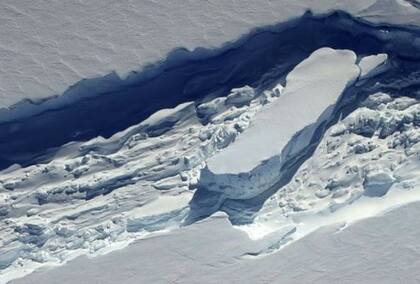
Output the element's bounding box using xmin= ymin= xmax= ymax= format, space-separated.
xmin=1 ymin=4 xmax=420 ymax=284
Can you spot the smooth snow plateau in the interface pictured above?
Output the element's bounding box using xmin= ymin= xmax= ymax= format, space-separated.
xmin=0 ymin=0 xmax=420 ymax=109
xmin=11 ymin=202 xmax=420 ymax=284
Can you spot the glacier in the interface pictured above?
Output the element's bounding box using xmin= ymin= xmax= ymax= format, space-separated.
xmin=0 ymin=3 xmax=420 ymax=284
xmin=0 ymin=0 xmax=419 ymax=109
xmin=11 ymin=203 xmax=420 ymax=284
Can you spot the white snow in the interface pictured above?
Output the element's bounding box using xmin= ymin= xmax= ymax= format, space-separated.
xmin=207 ymin=48 xmax=359 ymax=174
xmin=0 ymin=0 xmax=419 ymax=108
xmin=0 ymin=69 xmax=278 ymax=282
xmin=1 ymin=3 xmax=419 ymax=279
xmin=242 ymin=93 xmax=420 ymax=244
xmin=0 ymin=42 xmax=418 ymax=282
xmin=358 ymin=53 xmax=388 ymax=79
xmin=10 ymin=201 xmax=420 ymax=284
xmin=196 ymin=48 xmax=362 ymax=200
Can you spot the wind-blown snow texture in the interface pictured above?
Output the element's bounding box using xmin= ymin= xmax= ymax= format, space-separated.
xmin=11 ymin=203 xmax=420 ymax=284
xmin=1 ymin=1 xmax=420 ymax=283
xmin=0 ymin=0 xmax=419 ymax=109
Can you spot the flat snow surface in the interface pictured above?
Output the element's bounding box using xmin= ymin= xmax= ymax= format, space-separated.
xmin=1 ymin=0 xmax=420 ymax=108
xmin=207 ymin=48 xmax=359 ymax=174
xmin=12 ymin=202 xmax=420 ymax=284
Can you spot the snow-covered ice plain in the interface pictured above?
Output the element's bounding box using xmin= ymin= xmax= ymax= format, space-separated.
xmin=0 ymin=0 xmax=419 ymax=109
xmin=10 ymin=203 xmax=420 ymax=284
xmin=1 ymin=0 xmax=420 ymax=283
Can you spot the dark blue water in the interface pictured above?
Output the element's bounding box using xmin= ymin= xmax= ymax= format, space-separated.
xmin=0 ymin=11 xmax=419 ymax=170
